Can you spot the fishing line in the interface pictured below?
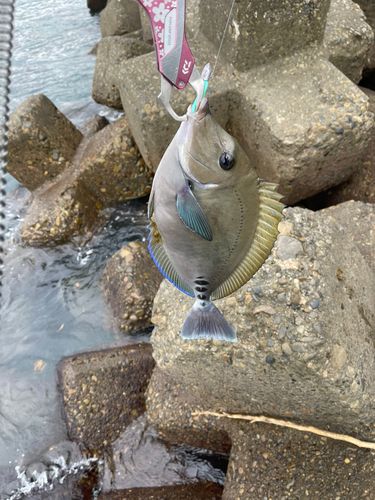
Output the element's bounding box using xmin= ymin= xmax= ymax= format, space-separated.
xmin=211 ymin=0 xmax=236 ymax=80
xmin=192 ymin=0 xmax=236 ymax=112
xmin=0 ymin=0 xmax=15 ymax=306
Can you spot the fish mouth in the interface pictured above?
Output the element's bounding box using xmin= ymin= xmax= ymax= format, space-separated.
xmin=186 ymin=98 xmax=209 ymax=122
xmin=178 ymin=146 xmax=218 ymax=189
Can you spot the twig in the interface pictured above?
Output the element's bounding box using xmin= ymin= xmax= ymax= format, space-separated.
xmin=191 ymin=410 xmax=375 ymax=450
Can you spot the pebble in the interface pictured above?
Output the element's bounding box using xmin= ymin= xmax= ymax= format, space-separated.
xmin=313 ymin=322 xmax=323 ymax=334
xmin=252 ymin=286 xmax=263 ymax=297
xmin=253 ymin=305 xmax=276 ymax=315
xmin=282 ymin=343 xmax=293 ymax=356
xmin=267 ymin=339 xmax=275 ymax=347
xmin=311 ymin=299 xmax=320 ymax=309
xmin=276 ymin=236 xmax=304 ymax=260
xmin=292 ymin=342 xmax=306 ymax=353
xmin=277 ymin=293 xmax=286 ymax=303
xmin=278 ymin=326 xmax=287 ymax=339
xmin=295 ymin=316 xmax=303 ymax=325
xmin=273 ymin=315 xmax=281 ymax=325
xmin=330 ymin=344 xmax=347 ymax=368
xmin=265 ymin=355 xmax=275 ymax=364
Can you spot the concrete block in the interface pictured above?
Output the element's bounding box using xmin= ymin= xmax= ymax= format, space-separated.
xmin=151 ymin=205 xmax=375 ymax=441
xmin=8 ymin=94 xmax=82 ymax=191
xmin=100 ymin=0 xmax=141 ymax=37
xmin=101 ymin=241 xmax=163 ymax=334
xmin=57 ymin=344 xmax=155 ymax=455
xmin=200 ymin=0 xmax=330 ymax=72
xmin=324 ymin=0 xmax=374 ymax=84
xmin=92 ymin=33 xmax=152 ymax=109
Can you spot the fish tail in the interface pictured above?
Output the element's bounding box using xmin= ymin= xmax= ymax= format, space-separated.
xmin=181 ymin=300 xmax=237 ymax=342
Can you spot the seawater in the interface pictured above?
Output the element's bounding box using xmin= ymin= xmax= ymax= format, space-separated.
xmin=2 ymin=1 xmax=226 ymax=497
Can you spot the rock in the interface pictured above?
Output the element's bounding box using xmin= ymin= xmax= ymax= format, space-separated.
xmin=79 ymin=114 xmax=109 ymax=137
xmin=146 ymin=367 xmax=231 ymax=455
xmin=321 ymin=200 xmax=375 ymax=274
xmin=8 ymin=93 xmax=82 ymax=191
xmin=57 ymin=344 xmax=155 ymax=455
xmin=151 ymin=205 xmax=375 ymax=441
xmin=323 ymin=0 xmax=374 ymax=84
xmin=100 ymin=0 xmax=141 ymax=38
xmin=92 ymin=33 xmax=152 ymax=109
xmin=120 ymin=19 xmax=374 ymax=204
xmin=97 ymin=483 xmax=223 ymax=499
xmin=88 ymin=0 xmax=107 ymax=11
xmin=221 ymin=420 xmax=375 ymax=500
xmin=101 ymin=241 xmax=163 ymax=334
xmin=78 ymin=115 xmax=153 ymax=205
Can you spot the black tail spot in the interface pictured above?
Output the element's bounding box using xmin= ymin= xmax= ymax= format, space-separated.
xmin=197 ymin=294 xmax=207 ymax=300
xmin=194 ymin=279 xmax=209 ymax=286
xmin=195 ymin=286 xmax=208 ymax=292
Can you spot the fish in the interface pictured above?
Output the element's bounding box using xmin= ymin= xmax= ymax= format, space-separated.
xmin=148 ymin=98 xmax=284 ymax=342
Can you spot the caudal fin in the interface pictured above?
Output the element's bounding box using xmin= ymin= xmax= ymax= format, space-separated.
xmin=181 ymin=300 xmax=237 ymax=342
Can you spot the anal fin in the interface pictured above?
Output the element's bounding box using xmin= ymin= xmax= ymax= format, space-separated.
xmin=148 ymin=216 xmax=194 ymax=297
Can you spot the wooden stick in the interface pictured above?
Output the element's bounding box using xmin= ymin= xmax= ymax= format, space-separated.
xmin=192 ymin=410 xmax=375 ymax=450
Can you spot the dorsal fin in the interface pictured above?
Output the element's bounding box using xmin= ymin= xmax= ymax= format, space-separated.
xmin=148 ymin=216 xmax=194 ymax=297
xmin=211 ymin=181 xmax=284 ymax=300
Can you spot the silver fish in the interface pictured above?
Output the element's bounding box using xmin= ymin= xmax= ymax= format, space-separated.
xmin=148 ymin=98 xmax=284 ymax=342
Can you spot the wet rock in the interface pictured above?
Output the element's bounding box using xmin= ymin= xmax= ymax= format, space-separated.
xmin=151 ymin=205 xmax=375 ymax=441
xmin=323 ymin=0 xmax=374 ymax=84
xmin=57 ymin=344 xmax=155 ymax=455
xmin=222 ymin=420 xmax=375 ymax=500
xmin=78 ymin=115 xmax=153 ymax=205
xmin=92 ymin=33 xmax=152 ymax=109
xmin=101 ymin=241 xmax=163 ymax=334
xmin=79 ymin=114 xmax=109 ymax=137
xmin=146 ymin=367 xmax=231 ymax=455
xmin=121 ymin=23 xmax=373 ymax=204
xmin=88 ymin=0 xmax=107 ymax=11
xmin=20 ymin=170 xmax=102 ymax=245
xmin=98 ymin=483 xmax=223 ymax=499
xmin=8 ymin=93 xmax=82 ymax=191
xmin=99 ymin=413 xmax=226 ymax=491
xmin=21 ymin=115 xmax=152 ymax=245
xmin=100 ymin=0 xmax=141 ymax=38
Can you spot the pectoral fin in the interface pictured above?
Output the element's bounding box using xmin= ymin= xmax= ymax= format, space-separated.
xmin=176 ymin=184 xmax=213 ymax=241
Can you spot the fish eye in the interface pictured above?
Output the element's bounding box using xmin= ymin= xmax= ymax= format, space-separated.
xmin=219 ymin=152 xmax=235 ymax=170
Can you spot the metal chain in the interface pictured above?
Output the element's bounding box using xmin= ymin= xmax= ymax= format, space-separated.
xmin=0 ymin=0 xmax=15 ymax=304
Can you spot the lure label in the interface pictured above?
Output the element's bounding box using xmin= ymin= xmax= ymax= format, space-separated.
xmin=164 ymin=8 xmax=177 ymax=55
